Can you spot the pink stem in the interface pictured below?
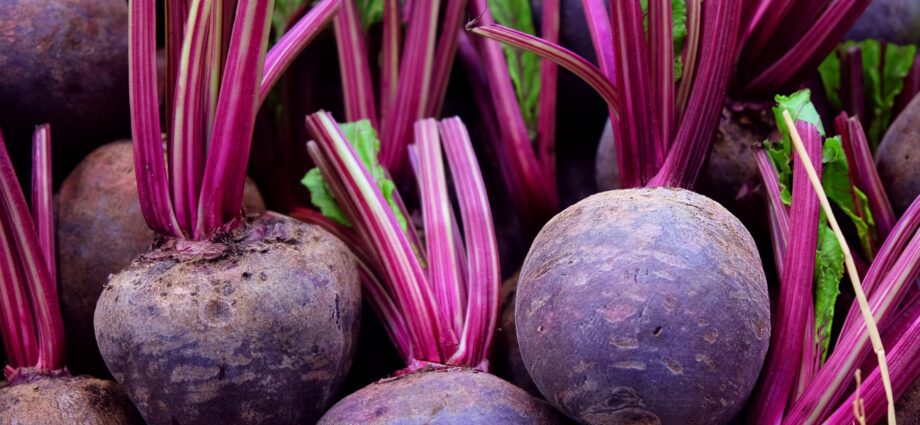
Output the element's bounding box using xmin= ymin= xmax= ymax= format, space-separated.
xmin=379 ymin=0 xmax=400 ymax=129
xmin=380 ymin=0 xmax=441 ymax=173
xmin=30 ymin=125 xmax=54 ymax=280
xmin=439 ymin=118 xmax=500 ymax=367
xmin=260 ymin=0 xmax=341 ymax=104
xmin=130 ymin=0 xmax=183 ymax=237
xmin=197 ymin=0 xmax=273 ymax=238
xmin=748 ymin=122 xmax=823 ymax=424
xmin=333 ymin=0 xmax=379 ymax=128
xmin=536 ymin=0 xmax=560 ymax=189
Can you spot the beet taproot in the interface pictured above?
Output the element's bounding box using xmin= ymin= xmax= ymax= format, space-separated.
xmin=94 ymin=215 xmax=359 ymax=425
xmin=516 ymin=188 xmax=771 ymax=425
xmin=876 ymin=93 xmax=920 ymax=215
xmin=318 ymin=368 xmax=567 ymax=424
xmin=0 ymin=0 xmax=129 ymax=178
xmin=57 ymin=141 xmax=267 ymax=376
xmin=0 ymin=372 xmax=142 ymax=425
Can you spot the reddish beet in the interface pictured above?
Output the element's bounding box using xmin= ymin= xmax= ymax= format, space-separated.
xmin=319 ymin=368 xmax=564 ymax=424
xmin=0 ymin=0 xmax=129 ymax=176
xmin=0 ymin=372 xmax=142 ymax=425
xmin=876 ymin=93 xmax=920 ymax=215
xmin=57 ymin=141 xmax=267 ymax=376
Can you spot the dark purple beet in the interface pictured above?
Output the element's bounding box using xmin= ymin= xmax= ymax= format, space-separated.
xmin=318 ymin=368 xmax=568 ymax=424
xmin=94 ymin=215 xmax=360 ymax=425
xmin=0 ymin=0 xmax=130 ymax=180
xmin=876 ymin=93 xmax=920 ymax=215
xmin=846 ymin=0 xmax=920 ymax=45
xmin=516 ymin=188 xmax=771 ymax=425
xmin=0 ymin=372 xmax=142 ymax=424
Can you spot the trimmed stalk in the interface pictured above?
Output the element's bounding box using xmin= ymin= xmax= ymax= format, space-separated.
xmin=748 ymin=121 xmax=823 ymax=424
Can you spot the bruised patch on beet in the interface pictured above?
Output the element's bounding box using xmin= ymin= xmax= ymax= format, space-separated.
xmin=517 ymin=188 xmax=770 ymax=425
xmin=318 ymin=368 xmax=567 ymax=424
xmin=877 ymin=93 xmax=920 ymax=214
xmin=0 ymin=374 xmax=143 ymax=424
xmin=94 ymin=215 xmax=360 ymax=425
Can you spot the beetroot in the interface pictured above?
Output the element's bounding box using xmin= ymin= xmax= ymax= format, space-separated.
xmin=516 ymin=188 xmax=770 ymax=424
xmin=319 ymin=368 xmax=564 ymax=424
xmin=846 ymin=0 xmax=920 ymax=45
xmin=876 ymin=93 xmax=920 ymax=215
xmin=0 ymin=0 xmax=129 ymax=176
xmin=57 ymin=141 xmax=266 ymax=376
xmin=0 ymin=372 xmax=142 ymax=425
xmin=95 ymin=215 xmax=360 ymax=424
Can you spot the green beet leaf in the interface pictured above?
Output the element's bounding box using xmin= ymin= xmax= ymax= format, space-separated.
xmin=489 ymin=0 xmax=541 ymax=140
xmin=303 ymin=119 xmax=409 ymax=231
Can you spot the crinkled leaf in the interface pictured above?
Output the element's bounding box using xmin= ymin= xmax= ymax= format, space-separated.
xmin=821 ymin=136 xmax=875 ymax=258
xmin=814 ymin=220 xmax=843 ymax=363
xmin=355 ymin=0 xmax=384 ymax=28
xmin=488 ymin=0 xmax=541 ymax=140
xmin=303 ymin=119 xmax=408 ymax=230
xmin=768 ymin=90 xmax=825 ymax=204
xmin=862 ymin=41 xmax=917 ymax=148
xmin=302 ymin=168 xmax=351 ymax=226
xmin=818 ymin=51 xmax=842 ymax=110
xmin=818 ymin=40 xmax=917 ymax=148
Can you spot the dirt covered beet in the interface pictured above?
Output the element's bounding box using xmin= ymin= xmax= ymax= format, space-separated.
xmin=58 ymin=141 xmax=266 ymax=376
xmin=0 ymin=373 xmax=142 ymax=425
xmin=318 ymin=367 xmax=567 ymax=424
xmin=516 ymin=188 xmax=771 ymax=425
xmin=94 ymin=215 xmax=360 ymax=425
xmin=876 ymin=93 xmax=920 ymax=215
xmin=0 ymin=0 xmax=129 ymax=177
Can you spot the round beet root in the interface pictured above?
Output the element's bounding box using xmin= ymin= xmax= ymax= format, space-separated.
xmin=493 ymin=272 xmax=541 ymax=396
xmin=876 ymin=93 xmax=920 ymax=215
xmin=0 ymin=0 xmax=129 ymax=177
xmin=57 ymin=142 xmax=154 ymax=376
xmin=58 ymin=142 xmax=268 ymax=377
xmin=318 ymin=368 xmax=567 ymax=424
xmin=846 ymin=0 xmax=920 ymax=45
xmin=94 ymin=215 xmax=360 ymax=425
xmin=0 ymin=373 xmax=142 ymax=424
xmin=517 ymin=188 xmax=771 ymax=425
